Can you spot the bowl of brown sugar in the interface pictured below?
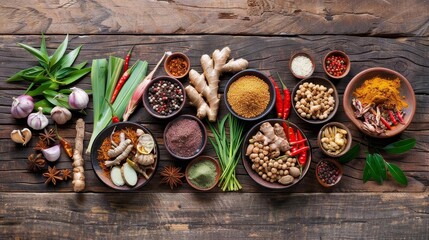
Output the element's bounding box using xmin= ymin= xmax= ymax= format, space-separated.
xmin=224 ymin=69 xmax=275 ymax=121
xmin=163 ymin=115 xmax=207 ymax=160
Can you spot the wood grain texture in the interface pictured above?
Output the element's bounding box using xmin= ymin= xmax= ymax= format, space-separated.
xmin=0 ymin=0 xmax=428 ymax=36
xmin=0 ymin=35 xmax=428 ymax=194
xmin=0 ymin=192 xmax=428 ymax=239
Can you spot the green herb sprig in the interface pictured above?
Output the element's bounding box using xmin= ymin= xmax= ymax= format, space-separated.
xmin=7 ymin=35 xmax=91 ymax=113
xmin=340 ymin=138 xmax=416 ymax=186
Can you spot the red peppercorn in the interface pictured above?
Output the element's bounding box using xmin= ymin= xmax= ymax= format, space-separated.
xmin=325 ymin=53 xmax=348 ymax=77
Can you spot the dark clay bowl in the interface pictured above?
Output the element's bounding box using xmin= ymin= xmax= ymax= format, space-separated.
xmin=163 ymin=114 xmax=207 ymax=160
xmin=224 ymin=69 xmax=275 ymax=121
xmin=242 ymin=119 xmax=312 ymax=189
xmin=323 ymin=50 xmax=351 ymax=79
xmin=315 ymin=159 xmax=343 ymax=188
xmin=343 ymin=67 xmax=416 ymax=138
xmin=142 ymin=76 xmax=186 ymax=119
xmin=292 ymin=77 xmax=339 ymax=125
xmin=289 ymin=52 xmax=315 ymax=79
xmin=90 ymin=122 xmax=159 ymax=191
xmin=163 ymin=52 xmax=191 ymax=79
xmin=317 ymin=122 xmax=353 ymax=158
xmin=185 ymin=155 xmax=221 ymax=191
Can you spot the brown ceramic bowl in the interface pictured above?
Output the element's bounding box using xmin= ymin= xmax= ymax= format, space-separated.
xmin=142 ymin=76 xmax=186 ymax=119
xmin=323 ymin=50 xmax=351 ymax=79
xmin=242 ymin=119 xmax=312 ymax=189
xmin=292 ymin=77 xmax=339 ymax=125
xmin=317 ymin=122 xmax=352 ymax=158
xmin=343 ymin=67 xmax=416 ymax=138
xmin=163 ymin=114 xmax=207 ymax=160
xmin=90 ymin=122 xmax=159 ymax=191
xmin=315 ymin=159 xmax=343 ymax=187
xmin=185 ymin=155 xmax=221 ymax=191
xmin=224 ymin=69 xmax=276 ymax=121
xmin=289 ymin=52 xmax=315 ymax=79
xmin=164 ymin=52 xmax=191 ymax=79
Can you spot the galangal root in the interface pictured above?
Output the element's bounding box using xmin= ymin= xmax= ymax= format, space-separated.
xmin=185 ymin=47 xmax=248 ymax=122
xmin=72 ymin=118 xmax=85 ymax=192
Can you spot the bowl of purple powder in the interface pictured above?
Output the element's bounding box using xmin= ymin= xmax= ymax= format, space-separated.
xmin=163 ymin=114 xmax=207 ymax=160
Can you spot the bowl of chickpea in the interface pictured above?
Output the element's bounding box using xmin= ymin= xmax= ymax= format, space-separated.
xmin=292 ymin=77 xmax=339 ymax=124
xmin=241 ymin=119 xmax=311 ymax=189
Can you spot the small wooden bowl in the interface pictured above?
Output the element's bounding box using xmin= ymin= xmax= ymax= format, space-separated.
xmin=317 ymin=122 xmax=352 ymax=158
xmin=163 ymin=115 xmax=207 ymax=160
xmin=315 ymin=159 xmax=343 ymax=188
xmin=323 ymin=50 xmax=351 ymax=79
xmin=289 ymin=52 xmax=315 ymax=79
xmin=185 ymin=156 xmax=221 ymax=191
xmin=142 ymin=76 xmax=186 ymax=119
xmin=164 ymin=52 xmax=191 ymax=79
xmin=291 ymin=77 xmax=339 ymax=125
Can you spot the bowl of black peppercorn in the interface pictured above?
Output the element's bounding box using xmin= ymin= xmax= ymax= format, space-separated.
xmin=142 ymin=76 xmax=186 ymax=119
xmin=315 ymin=159 xmax=343 ymax=187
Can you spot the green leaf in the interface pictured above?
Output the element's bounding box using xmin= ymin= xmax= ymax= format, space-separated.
xmin=362 ymin=156 xmax=371 ymax=183
xmin=40 ymin=34 xmax=48 ymax=58
xmin=74 ymin=61 xmax=87 ymax=70
xmin=373 ymin=153 xmax=387 ymax=180
xmin=57 ymin=68 xmax=91 ymax=85
xmin=34 ymin=99 xmax=53 ymax=114
xmin=364 ymin=153 xmax=383 ymax=184
xmin=386 ymin=162 xmax=408 ymax=186
xmin=383 ymin=138 xmax=416 ymax=154
xmin=43 ymin=90 xmax=70 ymax=109
xmin=339 ymin=144 xmax=360 ymax=163
xmin=26 ymin=81 xmax=52 ymax=96
xmin=53 ymin=45 xmax=82 ymax=70
xmin=49 ymin=34 xmax=68 ymax=68
xmin=7 ymin=66 xmax=45 ymax=82
xmin=18 ymin=43 xmax=49 ymax=65
xmin=55 ymin=67 xmax=78 ymax=79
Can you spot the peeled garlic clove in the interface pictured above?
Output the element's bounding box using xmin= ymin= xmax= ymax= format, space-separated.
xmin=51 ymin=106 xmax=72 ymax=125
xmin=42 ymin=144 xmax=61 ymax=162
xmin=21 ymin=128 xmax=32 ymax=145
xmin=11 ymin=129 xmax=25 ymax=144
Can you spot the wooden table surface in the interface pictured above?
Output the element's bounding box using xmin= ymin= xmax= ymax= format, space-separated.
xmin=1 ymin=1 xmax=428 ymax=239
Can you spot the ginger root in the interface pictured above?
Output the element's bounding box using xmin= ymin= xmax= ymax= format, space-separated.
xmin=259 ymin=122 xmax=290 ymax=152
xmin=72 ymin=118 xmax=85 ymax=192
xmin=185 ymin=47 xmax=248 ymax=121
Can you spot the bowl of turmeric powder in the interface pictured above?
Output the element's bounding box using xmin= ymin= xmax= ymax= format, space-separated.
xmin=343 ymin=67 xmax=416 ymax=138
xmin=224 ymin=69 xmax=275 ymax=121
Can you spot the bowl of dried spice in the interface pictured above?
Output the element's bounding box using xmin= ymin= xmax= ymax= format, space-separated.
xmin=185 ymin=155 xmax=221 ymax=191
xmin=143 ymin=76 xmax=186 ymax=119
xmin=343 ymin=67 xmax=416 ymax=138
xmin=224 ymin=69 xmax=275 ymax=121
xmin=164 ymin=52 xmax=191 ymax=79
xmin=289 ymin=52 xmax=315 ymax=79
xmin=323 ymin=50 xmax=351 ymax=79
xmin=90 ymin=122 xmax=159 ymax=191
xmin=163 ymin=114 xmax=207 ymax=160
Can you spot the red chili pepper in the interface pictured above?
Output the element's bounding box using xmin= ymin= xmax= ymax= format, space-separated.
xmin=396 ymin=110 xmax=405 ymax=124
xmin=123 ymin=46 xmax=134 ymax=73
xmin=277 ymin=73 xmax=291 ymax=120
xmin=54 ymin=126 xmax=73 ymax=158
xmin=270 ymin=75 xmax=283 ymax=118
xmin=289 ymin=138 xmax=307 ymax=145
xmin=388 ymin=110 xmax=398 ymax=125
xmin=104 ymin=98 xmax=120 ymax=123
xmin=296 ymin=130 xmax=307 ymax=165
xmin=288 ymin=126 xmax=298 ymax=153
xmin=370 ymin=108 xmax=392 ymax=130
xmin=111 ymin=65 xmax=134 ymax=104
xmin=290 ymin=146 xmax=310 ymax=157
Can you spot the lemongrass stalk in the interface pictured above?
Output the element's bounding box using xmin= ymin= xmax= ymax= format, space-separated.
xmin=90 ymin=59 xmax=108 ymax=124
xmin=122 ymin=51 xmax=171 ymax=121
xmin=104 ymin=56 xmax=124 ymax=110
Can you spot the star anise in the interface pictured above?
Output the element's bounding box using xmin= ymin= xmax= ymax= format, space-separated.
xmin=27 ymin=153 xmax=46 ymax=172
xmin=39 ymin=128 xmax=56 ymax=145
xmin=43 ymin=166 xmax=63 ymax=185
xmin=61 ymin=169 xmax=72 ymax=181
xmin=33 ymin=139 xmax=48 ymax=151
xmin=160 ymin=166 xmax=185 ymax=189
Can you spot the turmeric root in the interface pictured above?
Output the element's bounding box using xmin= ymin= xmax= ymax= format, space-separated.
xmin=108 ymin=133 xmax=132 ymax=158
xmin=185 ymin=47 xmax=248 ymax=121
xmin=72 ymin=118 xmax=85 ymax=192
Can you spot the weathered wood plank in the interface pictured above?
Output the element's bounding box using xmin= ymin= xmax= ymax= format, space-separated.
xmin=0 ymin=34 xmax=428 ymax=193
xmin=0 ymin=192 xmax=428 ymax=239
xmin=0 ymin=0 xmax=428 ymax=36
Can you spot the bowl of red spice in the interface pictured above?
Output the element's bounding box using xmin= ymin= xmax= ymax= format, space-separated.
xmin=316 ymin=159 xmax=343 ymax=187
xmin=224 ymin=69 xmax=275 ymax=121
xmin=323 ymin=50 xmax=351 ymax=79
xmin=343 ymin=67 xmax=416 ymax=138
xmin=143 ymin=76 xmax=186 ymax=119
xmin=164 ymin=52 xmax=191 ymax=79
xmin=185 ymin=155 xmax=221 ymax=191
xmin=163 ymin=114 xmax=207 ymax=160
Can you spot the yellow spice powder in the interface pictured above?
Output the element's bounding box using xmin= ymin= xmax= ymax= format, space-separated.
xmin=227 ymin=75 xmax=270 ymax=118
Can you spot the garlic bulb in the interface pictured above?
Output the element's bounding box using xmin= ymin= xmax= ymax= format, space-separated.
xmin=42 ymin=144 xmax=61 ymax=162
xmin=10 ymin=128 xmax=32 ymax=145
xmin=27 ymin=107 xmax=49 ymax=130
xmin=11 ymin=95 xmax=34 ymax=119
xmin=69 ymin=87 xmax=89 ymax=109
xmin=51 ymin=106 xmax=72 ymax=125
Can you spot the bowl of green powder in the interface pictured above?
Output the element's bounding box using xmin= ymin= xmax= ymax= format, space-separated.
xmin=224 ymin=69 xmax=275 ymax=121
xmin=185 ymin=156 xmax=221 ymax=191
